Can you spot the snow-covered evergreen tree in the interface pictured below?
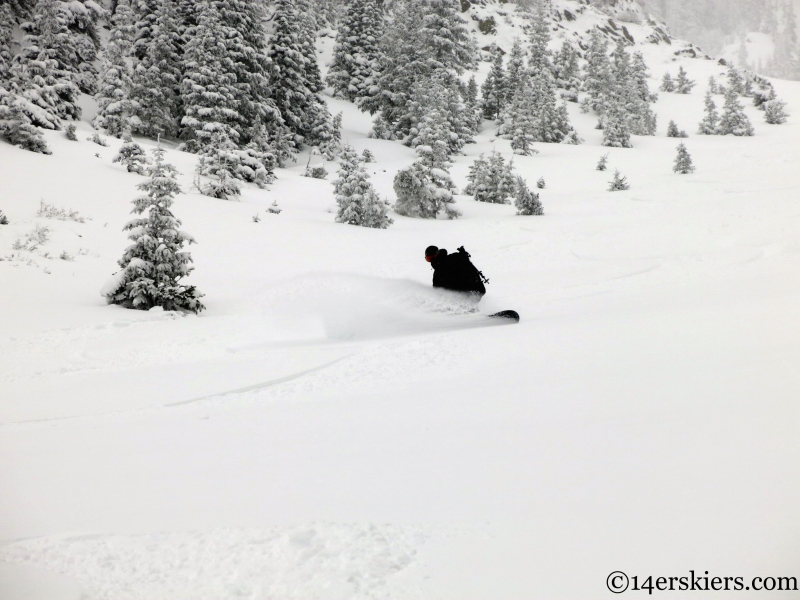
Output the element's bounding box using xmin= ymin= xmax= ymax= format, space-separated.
xmin=660 ymin=72 xmax=675 ymax=92
xmin=104 ymin=146 xmax=204 ymax=313
xmin=326 ymin=0 xmax=383 ymax=102
xmin=128 ymin=0 xmax=182 ymax=139
xmin=244 ymin=116 xmax=279 ymax=176
xmin=268 ymin=0 xmax=330 ymax=147
xmin=404 ymin=73 xmax=472 ymax=155
xmin=481 ymin=44 xmax=506 ymax=120
xmin=333 ymin=144 xmax=393 ymax=228
xmin=11 ymin=0 xmax=83 ymax=123
xmin=196 ymin=129 xmax=271 ymax=189
xmin=507 ymin=78 xmax=538 ymax=156
xmin=0 ymin=4 xmax=15 ymax=78
xmin=465 ymin=151 xmax=515 ymax=204
xmin=674 ymin=66 xmax=695 ymax=94
xmin=463 ymin=153 xmax=487 ymax=196
xmin=666 ymin=120 xmax=688 ymax=137
xmin=527 ymin=0 xmax=552 ymax=76
xmin=363 ymin=0 xmax=475 ymax=141
xmin=0 ymin=102 xmax=51 ymax=153
xmin=764 ymin=99 xmax=789 ymax=124
xmin=583 ymin=29 xmax=611 ymax=113
xmin=17 ymin=0 xmax=102 ymax=96
xmin=602 ymin=103 xmax=632 ymax=148
xmin=630 ymin=52 xmax=655 ymax=103
xmin=131 ymin=0 xmax=159 ymax=60
xmin=718 ymin=88 xmax=754 ymax=136
xmin=727 ymin=68 xmax=746 ymax=95
xmin=673 ymin=142 xmax=695 ymax=173
xmin=596 ymin=153 xmax=609 ymax=171
xmin=295 ymin=0 xmax=324 ymax=95
xmin=179 ymin=0 xmax=240 ymax=154
xmin=113 ymin=140 xmax=149 ymax=173
xmin=553 ymin=40 xmax=580 ymax=91
xmin=93 ymin=0 xmax=136 ymax=138
xmin=608 ymin=40 xmax=656 ymax=137
xmin=514 ymin=175 xmax=543 ymax=216
xmin=419 ymin=0 xmax=476 ymax=72
xmin=212 ymin=0 xmax=288 ymax=159
xmin=708 ymin=76 xmax=719 ymax=94
xmin=505 ymin=37 xmax=527 ymax=101
xmin=608 ymin=169 xmax=630 ymax=191
xmin=698 ymin=91 xmax=720 ymax=134
xmin=393 ymin=103 xmax=459 ymax=219
xmin=314 ymin=111 xmax=342 ymax=160
xmin=465 ymin=75 xmax=482 ymax=135
xmin=503 ymin=54 xmax=578 ymax=148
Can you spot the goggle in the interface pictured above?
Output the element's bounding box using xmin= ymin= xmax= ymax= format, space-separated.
xmin=425 ymin=254 xmax=435 ymax=262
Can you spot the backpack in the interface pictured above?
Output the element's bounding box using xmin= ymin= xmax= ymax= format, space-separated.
xmin=450 ymin=246 xmax=489 ymax=293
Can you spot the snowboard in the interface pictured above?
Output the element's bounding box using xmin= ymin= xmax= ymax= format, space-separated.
xmin=488 ymin=310 xmax=520 ymax=322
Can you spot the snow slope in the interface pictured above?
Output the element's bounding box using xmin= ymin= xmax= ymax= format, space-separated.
xmin=1 ymin=2 xmax=799 ymax=598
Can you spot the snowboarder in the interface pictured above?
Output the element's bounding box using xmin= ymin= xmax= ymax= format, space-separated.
xmin=424 ymin=245 xmax=487 ymax=297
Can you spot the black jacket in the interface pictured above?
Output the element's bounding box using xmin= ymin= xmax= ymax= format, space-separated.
xmin=431 ymin=248 xmax=486 ymax=294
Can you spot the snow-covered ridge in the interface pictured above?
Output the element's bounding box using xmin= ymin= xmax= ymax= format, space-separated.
xmin=460 ymin=0 xmax=711 ymax=62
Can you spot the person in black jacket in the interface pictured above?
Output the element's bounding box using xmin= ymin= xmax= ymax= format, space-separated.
xmin=424 ymin=245 xmax=487 ymax=297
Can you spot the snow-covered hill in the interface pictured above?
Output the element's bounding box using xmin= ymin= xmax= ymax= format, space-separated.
xmin=1 ymin=2 xmax=799 ymax=598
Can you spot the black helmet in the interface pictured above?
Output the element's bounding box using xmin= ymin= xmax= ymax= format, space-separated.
xmin=425 ymin=245 xmax=439 ymax=258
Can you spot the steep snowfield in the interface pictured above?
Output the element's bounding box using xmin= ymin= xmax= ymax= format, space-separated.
xmin=1 ymin=2 xmax=799 ymax=599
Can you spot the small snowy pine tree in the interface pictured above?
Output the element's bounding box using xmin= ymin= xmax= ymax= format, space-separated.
xmin=481 ymin=44 xmax=506 ymax=120
xmin=674 ymin=66 xmax=696 ymax=94
xmin=514 ymin=175 xmax=543 ymax=216
xmin=718 ymin=88 xmax=754 ymax=136
xmin=507 ymin=79 xmax=539 ymax=155
xmin=660 ymin=72 xmax=675 ymax=93
xmin=666 ymin=120 xmax=688 ymax=138
xmin=698 ymin=92 xmax=720 ymax=134
xmin=596 ymin=153 xmax=609 ymax=171
xmin=727 ymin=69 xmax=746 ymax=95
xmin=0 ymin=104 xmax=51 ymax=154
xmin=393 ymin=110 xmax=460 ymax=220
xmin=537 ymin=177 xmax=546 ymax=189
xmin=65 ymin=123 xmax=77 ymax=140
xmin=465 ymin=75 xmax=482 ymax=135
xmin=103 ymin=146 xmax=204 ymax=313
xmin=764 ymin=99 xmax=789 ymax=124
xmin=602 ymin=104 xmax=632 ymax=148
xmin=333 ymin=144 xmax=392 ymax=228
xmin=673 ymin=142 xmax=695 ymax=174
xmin=553 ymin=40 xmax=581 ymax=91
xmin=88 ymin=132 xmax=108 ymax=146
xmin=465 ymin=151 xmax=515 ymax=204
xmin=113 ymin=140 xmax=149 ymax=174
xmin=608 ymin=169 xmax=630 ymax=191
